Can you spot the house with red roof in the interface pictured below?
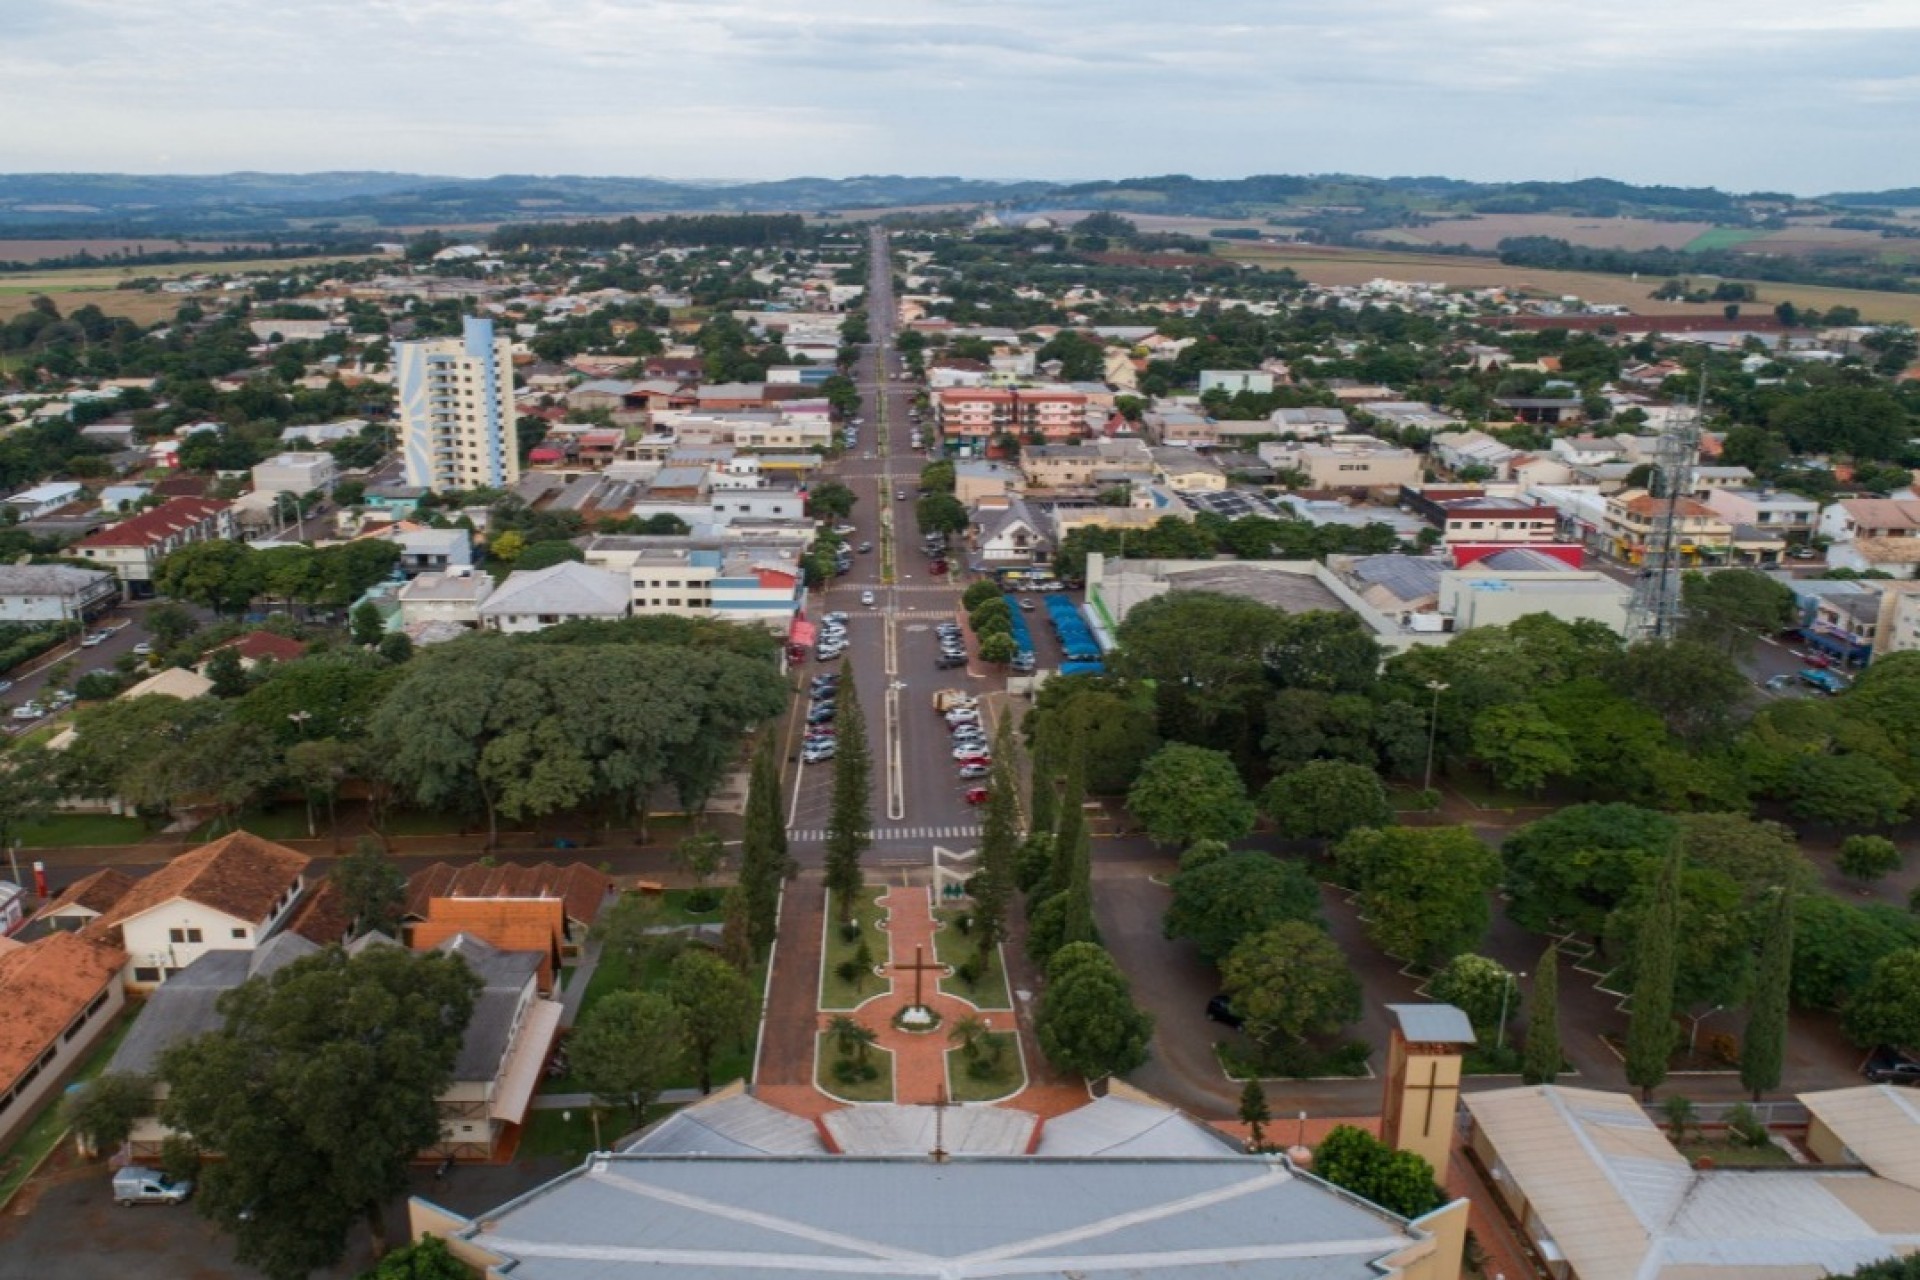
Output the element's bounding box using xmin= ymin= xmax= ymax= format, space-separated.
xmin=0 ymin=931 xmax=127 ymax=1148
xmin=74 ymin=496 xmax=233 ymax=592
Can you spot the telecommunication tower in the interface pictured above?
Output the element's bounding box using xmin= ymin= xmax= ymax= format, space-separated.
xmin=1624 ymin=377 xmax=1709 ymax=640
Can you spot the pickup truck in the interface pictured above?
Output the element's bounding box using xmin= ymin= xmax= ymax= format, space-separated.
xmin=932 ymin=689 xmax=977 ymax=713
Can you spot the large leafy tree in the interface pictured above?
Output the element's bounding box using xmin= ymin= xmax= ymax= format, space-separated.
xmin=1115 ymin=591 xmax=1287 ymax=759
xmin=1843 ymin=948 xmax=1920 ymax=1049
xmin=1336 ymin=826 xmax=1501 ymax=967
xmin=1611 ymin=639 xmax=1750 ymax=747
xmin=1261 ymin=760 xmax=1391 ymax=844
xmin=1500 ymin=804 xmax=1678 ymax=936
xmin=1313 ymin=1125 xmax=1440 ymax=1220
xmin=1680 ymin=569 xmax=1795 ymax=656
xmin=1163 ymin=850 xmax=1320 ymax=963
xmin=1027 ymin=677 xmax=1159 ymax=795
xmin=1470 ymin=702 xmax=1576 ymax=793
xmin=1427 ymin=954 xmax=1516 ymax=1039
xmin=824 ymin=666 xmax=872 ymax=921
xmin=1790 ymin=896 xmax=1920 ymax=1011
xmin=1126 ymin=743 xmax=1255 ymax=846
xmin=569 ymin=989 xmax=686 ymax=1127
xmin=1034 ymin=944 xmax=1153 ymax=1080
xmin=1222 ymin=922 xmax=1363 ymax=1045
xmin=64 ymin=1071 xmax=152 ymax=1156
xmin=667 ymin=949 xmax=757 ymax=1094
xmin=159 ymin=946 xmax=479 ymax=1278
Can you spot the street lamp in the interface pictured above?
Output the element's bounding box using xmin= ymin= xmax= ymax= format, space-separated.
xmin=1496 ymin=970 xmax=1528 ymax=1052
xmin=1422 ymin=681 xmax=1450 ymax=794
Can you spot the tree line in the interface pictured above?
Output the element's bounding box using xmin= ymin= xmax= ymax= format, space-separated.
xmin=491 ymin=214 xmax=814 ymax=251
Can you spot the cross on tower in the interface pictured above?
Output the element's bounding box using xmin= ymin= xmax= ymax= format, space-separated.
xmin=892 ymin=943 xmax=942 ymax=1008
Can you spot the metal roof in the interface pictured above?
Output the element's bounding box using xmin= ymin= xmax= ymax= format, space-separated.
xmin=1034 ymin=1096 xmax=1243 ymax=1159
xmin=1800 ymin=1085 xmax=1920 ymax=1193
xmin=822 ymin=1103 xmax=1036 ymax=1156
xmin=1386 ymin=1004 xmax=1475 ymax=1045
xmin=624 ymin=1092 xmax=824 ymax=1157
xmin=454 ymin=1153 xmax=1427 ymax=1280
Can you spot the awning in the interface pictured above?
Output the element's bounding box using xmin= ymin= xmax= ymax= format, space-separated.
xmin=789 ymin=619 xmax=817 ymax=647
xmin=489 ymin=998 xmax=564 ymax=1124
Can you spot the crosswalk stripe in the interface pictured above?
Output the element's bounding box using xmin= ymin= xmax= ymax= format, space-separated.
xmin=785 ymin=825 xmax=983 ymax=842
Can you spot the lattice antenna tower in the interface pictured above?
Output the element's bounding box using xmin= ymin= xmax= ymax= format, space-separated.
xmin=1625 ymin=373 xmax=1710 ymax=640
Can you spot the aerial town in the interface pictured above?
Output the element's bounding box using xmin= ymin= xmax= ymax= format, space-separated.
xmin=3 ymin=10 xmax=1920 ymax=1280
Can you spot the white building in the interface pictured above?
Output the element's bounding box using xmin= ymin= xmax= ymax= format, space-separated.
xmin=251 ymin=451 xmax=339 ymax=496
xmin=0 ymin=565 xmax=119 ymax=624
xmin=477 ymin=561 xmax=632 ymax=633
xmin=396 ymin=317 xmax=521 ymax=493
xmin=3 ymin=481 xmax=83 ymax=520
xmin=397 ymin=569 xmax=495 ymax=631
xmin=583 ymin=536 xmax=805 ymax=630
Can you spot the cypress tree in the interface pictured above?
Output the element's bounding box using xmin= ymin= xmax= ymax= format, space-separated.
xmin=1028 ymin=734 xmax=1058 ymax=837
xmin=738 ymin=735 xmax=784 ymax=957
xmin=1522 ymin=941 xmax=1562 ymax=1085
xmin=1049 ymin=742 xmax=1088 ymax=899
xmin=1740 ymin=887 xmax=1794 ymax=1102
xmin=1239 ymin=1078 xmax=1271 ymax=1152
xmin=1056 ymin=821 xmax=1096 ymax=948
xmin=972 ymin=719 xmax=1019 ymax=970
xmin=823 ymin=667 xmax=871 ymax=922
xmin=1625 ymin=848 xmax=1681 ymax=1101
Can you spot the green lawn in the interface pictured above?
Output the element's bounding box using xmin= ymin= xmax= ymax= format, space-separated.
xmin=0 ymin=1017 xmax=133 ymax=1206
xmin=189 ymin=807 xmax=317 ymax=842
xmin=816 ymin=1033 xmax=893 ymax=1102
xmin=520 ymin=1103 xmax=682 ymax=1162
xmin=932 ymin=910 xmax=1012 ymax=1010
xmin=946 ymin=1034 xmax=1024 ymax=1102
xmin=16 ymin=814 xmax=151 ymax=848
xmin=1676 ymin=1139 xmax=1795 ymax=1167
xmin=819 ymin=889 xmax=889 ymax=1011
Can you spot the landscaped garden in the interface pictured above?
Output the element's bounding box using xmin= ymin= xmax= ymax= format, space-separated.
xmin=945 ymin=1018 xmax=1023 ymax=1102
xmin=820 ymin=888 xmax=889 ymax=1010
xmin=933 ymin=907 xmax=1011 ymax=1010
xmin=816 ymin=1021 xmax=893 ymax=1102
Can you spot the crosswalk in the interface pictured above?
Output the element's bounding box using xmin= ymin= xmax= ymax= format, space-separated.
xmin=786 ymin=824 xmax=982 ymax=842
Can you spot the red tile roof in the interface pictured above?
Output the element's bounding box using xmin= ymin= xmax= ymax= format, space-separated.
xmin=82 ymin=831 xmax=308 ymax=943
xmin=28 ymin=869 xmax=135 ymax=928
xmin=0 ymin=932 xmax=124 ymax=1089
xmin=410 ymin=898 xmax=565 ymax=992
xmin=403 ymin=862 xmax=612 ymax=929
xmin=286 ymin=879 xmax=352 ymax=946
xmin=77 ymin=497 xmax=229 ymax=549
xmin=214 ymin=631 xmax=308 ymax=665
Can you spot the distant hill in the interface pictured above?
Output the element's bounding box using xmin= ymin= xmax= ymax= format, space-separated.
xmin=0 ymin=173 xmax=1054 ymax=238
xmin=0 ymin=170 xmax=1899 ymax=241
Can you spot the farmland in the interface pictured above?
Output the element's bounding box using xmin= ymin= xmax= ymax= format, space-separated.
xmin=1214 ymin=241 xmax=1920 ymax=326
xmin=0 ymin=238 xmax=279 ymax=264
xmin=0 ymin=252 xmax=385 ymax=325
xmin=1386 ymin=213 xmax=1718 ymax=253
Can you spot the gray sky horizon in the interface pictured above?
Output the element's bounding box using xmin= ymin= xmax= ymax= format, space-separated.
xmin=0 ymin=0 xmax=1912 ymax=195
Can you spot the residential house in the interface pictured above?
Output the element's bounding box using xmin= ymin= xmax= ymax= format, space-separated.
xmin=1150 ymin=409 xmax=1216 ymax=448
xmin=0 ymin=932 xmax=127 ymax=1149
xmin=411 ymin=898 xmax=565 ymax=995
xmin=4 ymin=482 xmax=84 ymax=520
xmin=1703 ymin=487 xmax=1818 ymax=539
xmin=1429 ymin=430 xmax=1519 ymax=479
xmin=1019 ymin=440 xmax=1154 ymax=491
xmin=26 ymin=869 xmax=136 ymax=935
xmin=954 ymin=460 xmax=1017 ymax=505
xmin=0 ymin=565 xmax=119 ymax=625
xmin=397 ymin=569 xmax=496 ymax=631
xmin=1267 ymin=407 xmax=1350 ymax=439
xmin=78 ymin=831 xmax=309 ymax=990
xmin=477 ymin=561 xmax=632 ymax=633
xmin=203 ymin=630 xmax=308 ymax=672
xmin=75 ymin=497 xmax=234 ymax=592
xmin=1820 ymin=496 xmax=1920 ymax=578
xmin=1149 ymin=449 xmax=1227 ymax=493
xmin=1491 ymin=396 xmax=1583 ymax=425
xmin=695 ymin=382 xmax=768 ymax=412
xmin=375 ymin=525 xmax=474 ymax=577
xmin=971 ymin=497 xmax=1051 ymax=568
xmin=1871 ymin=581 xmax=1920 ymax=660
xmin=403 ymin=861 xmax=613 ymax=957
xmin=1366 ymin=402 xmax=1462 ymax=434
xmin=1548 ymin=435 xmax=1625 ymax=468
xmin=98 ymin=482 xmax=151 ymax=513
xmin=1258 ymin=440 xmax=1422 ymax=491
xmin=566 ymin=379 xmax=641 ymax=414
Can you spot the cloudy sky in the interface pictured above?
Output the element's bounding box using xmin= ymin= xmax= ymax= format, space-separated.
xmin=1 ymin=0 xmax=1913 ymax=192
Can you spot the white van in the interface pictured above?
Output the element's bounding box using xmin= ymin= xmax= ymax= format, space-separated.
xmin=113 ymin=1166 xmax=193 ymax=1206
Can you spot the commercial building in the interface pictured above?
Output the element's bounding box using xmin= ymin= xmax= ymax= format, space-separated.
xmin=1260 ymin=439 xmax=1423 ymax=491
xmin=583 ymin=535 xmax=805 ymax=630
xmin=250 ymin=451 xmax=339 ymax=497
xmin=74 ymin=497 xmax=234 ymax=592
xmin=396 ymin=317 xmax=521 ymax=493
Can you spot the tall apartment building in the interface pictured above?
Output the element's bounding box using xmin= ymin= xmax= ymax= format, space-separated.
xmin=396 ymin=317 xmax=520 ymax=493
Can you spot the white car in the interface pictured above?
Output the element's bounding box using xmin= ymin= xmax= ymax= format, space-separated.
xmin=860 ymin=590 xmax=875 ymax=607
xmin=11 ymin=703 xmax=44 ymax=721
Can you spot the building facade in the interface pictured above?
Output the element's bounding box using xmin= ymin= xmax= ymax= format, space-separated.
xmin=397 ymin=317 xmax=521 ymax=493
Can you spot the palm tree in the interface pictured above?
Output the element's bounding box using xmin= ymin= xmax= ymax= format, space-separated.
xmin=948 ymin=1015 xmax=990 ymax=1063
xmin=828 ymin=1015 xmax=877 ymax=1067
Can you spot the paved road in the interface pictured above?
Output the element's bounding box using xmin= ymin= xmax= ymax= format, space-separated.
xmin=0 ymin=599 xmax=175 ymax=733
xmin=781 ymin=227 xmax=994 ymax=867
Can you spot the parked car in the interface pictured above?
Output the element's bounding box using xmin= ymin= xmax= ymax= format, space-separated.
xmin=936 ymin=653 xmax=967 ymax=669
xmin=79 ymin=631 xmax=107 ymax=648
xmin=113 ymin=1167 xmax=193 ymax=1206
xmin=1205 ymin=994 xmax=1243 ymax=1028
xmin=929 ymin=560 xmax=948 ymax=575
xmin=1019 ymin=597 xmax=1036 ymax=611
xmin=858 ymin=542 xmax=873 ymax=553
xmin=1863 ymin=1045 xmax=1920 ymax=1086
xmin=802 ymin=745 xmax=836 ymax=764
xmin=958 ymin=763 xmax=991 ymax=779
xmin=0 ymin=680 xmax=12 ymax=694
xmin=964 ymin=787 xmax=990 ymax=805
xmin=954 ymin=749 xmax=992 ymax=765
xmin=823 ymin=612 xmax=848 ymax=624
xmin=132 ymin=642 xmax=153 ymax=656
xmin=11 ymin=703 xmax=44 ymax=721
xmin=895 ymin=490 xmax=907 ymax=501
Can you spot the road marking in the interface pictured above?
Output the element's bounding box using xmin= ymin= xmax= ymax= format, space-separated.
xmin=784 ymin=825 xmax=983 ymax=842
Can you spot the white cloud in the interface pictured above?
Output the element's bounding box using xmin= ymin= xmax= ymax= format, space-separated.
xmin=0 ymin=0 xmax=1908 ymax=191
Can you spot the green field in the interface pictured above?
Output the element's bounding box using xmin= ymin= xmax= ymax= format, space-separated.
xmin=1683 ymin=228 xmax=1765 ymax=252
xmin=16 ymin=813 xmax=152 ymax=848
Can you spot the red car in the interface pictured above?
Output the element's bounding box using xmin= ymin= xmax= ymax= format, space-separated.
xmin=964 ymin=786 xmax=990 ymax=805
xmin=929 ymin=560 xmax=948 ymax=574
